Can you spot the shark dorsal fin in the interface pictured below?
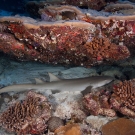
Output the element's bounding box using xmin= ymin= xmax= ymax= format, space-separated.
xmin=35 ymin=78 xmax=45 ymax=84
xmin=48 ymin=72 xmax=61 ymax=82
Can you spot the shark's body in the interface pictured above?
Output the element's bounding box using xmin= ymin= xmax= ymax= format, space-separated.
xmin=0 ymin=73 xmax=113 ymax=95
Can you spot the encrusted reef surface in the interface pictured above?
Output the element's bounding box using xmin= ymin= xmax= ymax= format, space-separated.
xmin=1 ymin=5 xmax=135 ymax=67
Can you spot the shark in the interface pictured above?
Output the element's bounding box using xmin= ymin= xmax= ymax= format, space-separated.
xmin=0 ymin=73 xmax=113 ymax=95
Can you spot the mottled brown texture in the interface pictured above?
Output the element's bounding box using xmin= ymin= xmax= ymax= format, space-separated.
xmin=101 ymin=118 xmax=135 ymax=135
xmin=0 ymin=91 xmax=51 ymax=135
xmin=83 ymin=37 xmax=130 ymax=63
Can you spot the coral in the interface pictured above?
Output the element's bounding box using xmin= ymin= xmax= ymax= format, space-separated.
xmin=0 ymin=91 xmax=52 ymax=135
xmin=92 ymin=18 xmax=135 ymax=51
xmin=101 ymin=118 xmax=135 ymax=135
xmin=110 ymin=79 xmax=135 ymax=117
xmin=1 ymin=5 xmax=135 ymax=67
xmin=38 ymin=5 xmax=85 ymax=21
xmin=83 ymin=90 xmax=116 ymax=117
xmin=48 ymin=116 xmax=64 ymax=132
xmin=0 ymin=23 xmax=8 ymax=32
xmin=0 ymin=16 xmax=130 ymax=67
xmin=83 ymin=78 xmax=135 ymax=118
xmin=83 ymin=37 xmax=129 ymax=64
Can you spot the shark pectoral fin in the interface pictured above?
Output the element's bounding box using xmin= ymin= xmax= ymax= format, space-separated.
xmin=48 ymin=72 xmax=61 ymax=82
xmin=34 ymin=78 xmax=45 ymax=84
xmin=81 ymin=86 xmax=93 ymax=96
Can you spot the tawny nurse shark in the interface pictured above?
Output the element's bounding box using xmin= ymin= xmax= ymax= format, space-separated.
xmin=0 ymin=73 xmax=113 ymax=95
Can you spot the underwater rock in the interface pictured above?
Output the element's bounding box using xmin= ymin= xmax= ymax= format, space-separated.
xmin=83 ymin=90 xmax=116 ymax=117
xmin=0 ymin=12 xmax=131 ymax=67
xmin=101 ymin=69 xmax=125 ymax=80
xmin=48 ymin=116 xmax=64 ymax=132
xmin=26 ymin=0 xmax=106 ymax=12
xmin=101 ymin=118 xmax=135 ymax=135
xmin=104 ymin=3 xmax=135 ymax=12
xmin=52 ymin=91 xmax=87 ymax=121
xmin=26 ymin=1 xmax=45 ymax=18
xmin=0 ymin=91 xmax=52 ymax=134
xmin=86 ymin=115 xmax=111 ymax=130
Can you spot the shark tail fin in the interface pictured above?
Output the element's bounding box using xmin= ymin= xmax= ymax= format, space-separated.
xmin=48 ymin=72 xmax=61 ymax=82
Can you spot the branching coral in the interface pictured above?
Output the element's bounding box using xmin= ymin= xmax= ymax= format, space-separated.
xmin=0 ymin=91 xmax=52 ymax=135
xmin=83 ymin=79 xmax=135 ymax=118
xmin=110 ymin=79 xmax=135 ymax=117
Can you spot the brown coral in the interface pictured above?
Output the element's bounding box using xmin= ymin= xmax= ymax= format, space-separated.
xmin=0 ymin=91 xmax=51 ymax=135
xmin=110 ymin=79 xmax=135 ymax=117
xmin=101 ymin=118 xmax=135 ymax=135
xmin=83 ymin=37 xmax=130 ymax=65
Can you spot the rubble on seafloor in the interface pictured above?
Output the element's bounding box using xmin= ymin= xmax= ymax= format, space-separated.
xmin=0 ymin=78 xmax=135 ymax=134
xmin=0 ymin=90 xmax=102 ymax=135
